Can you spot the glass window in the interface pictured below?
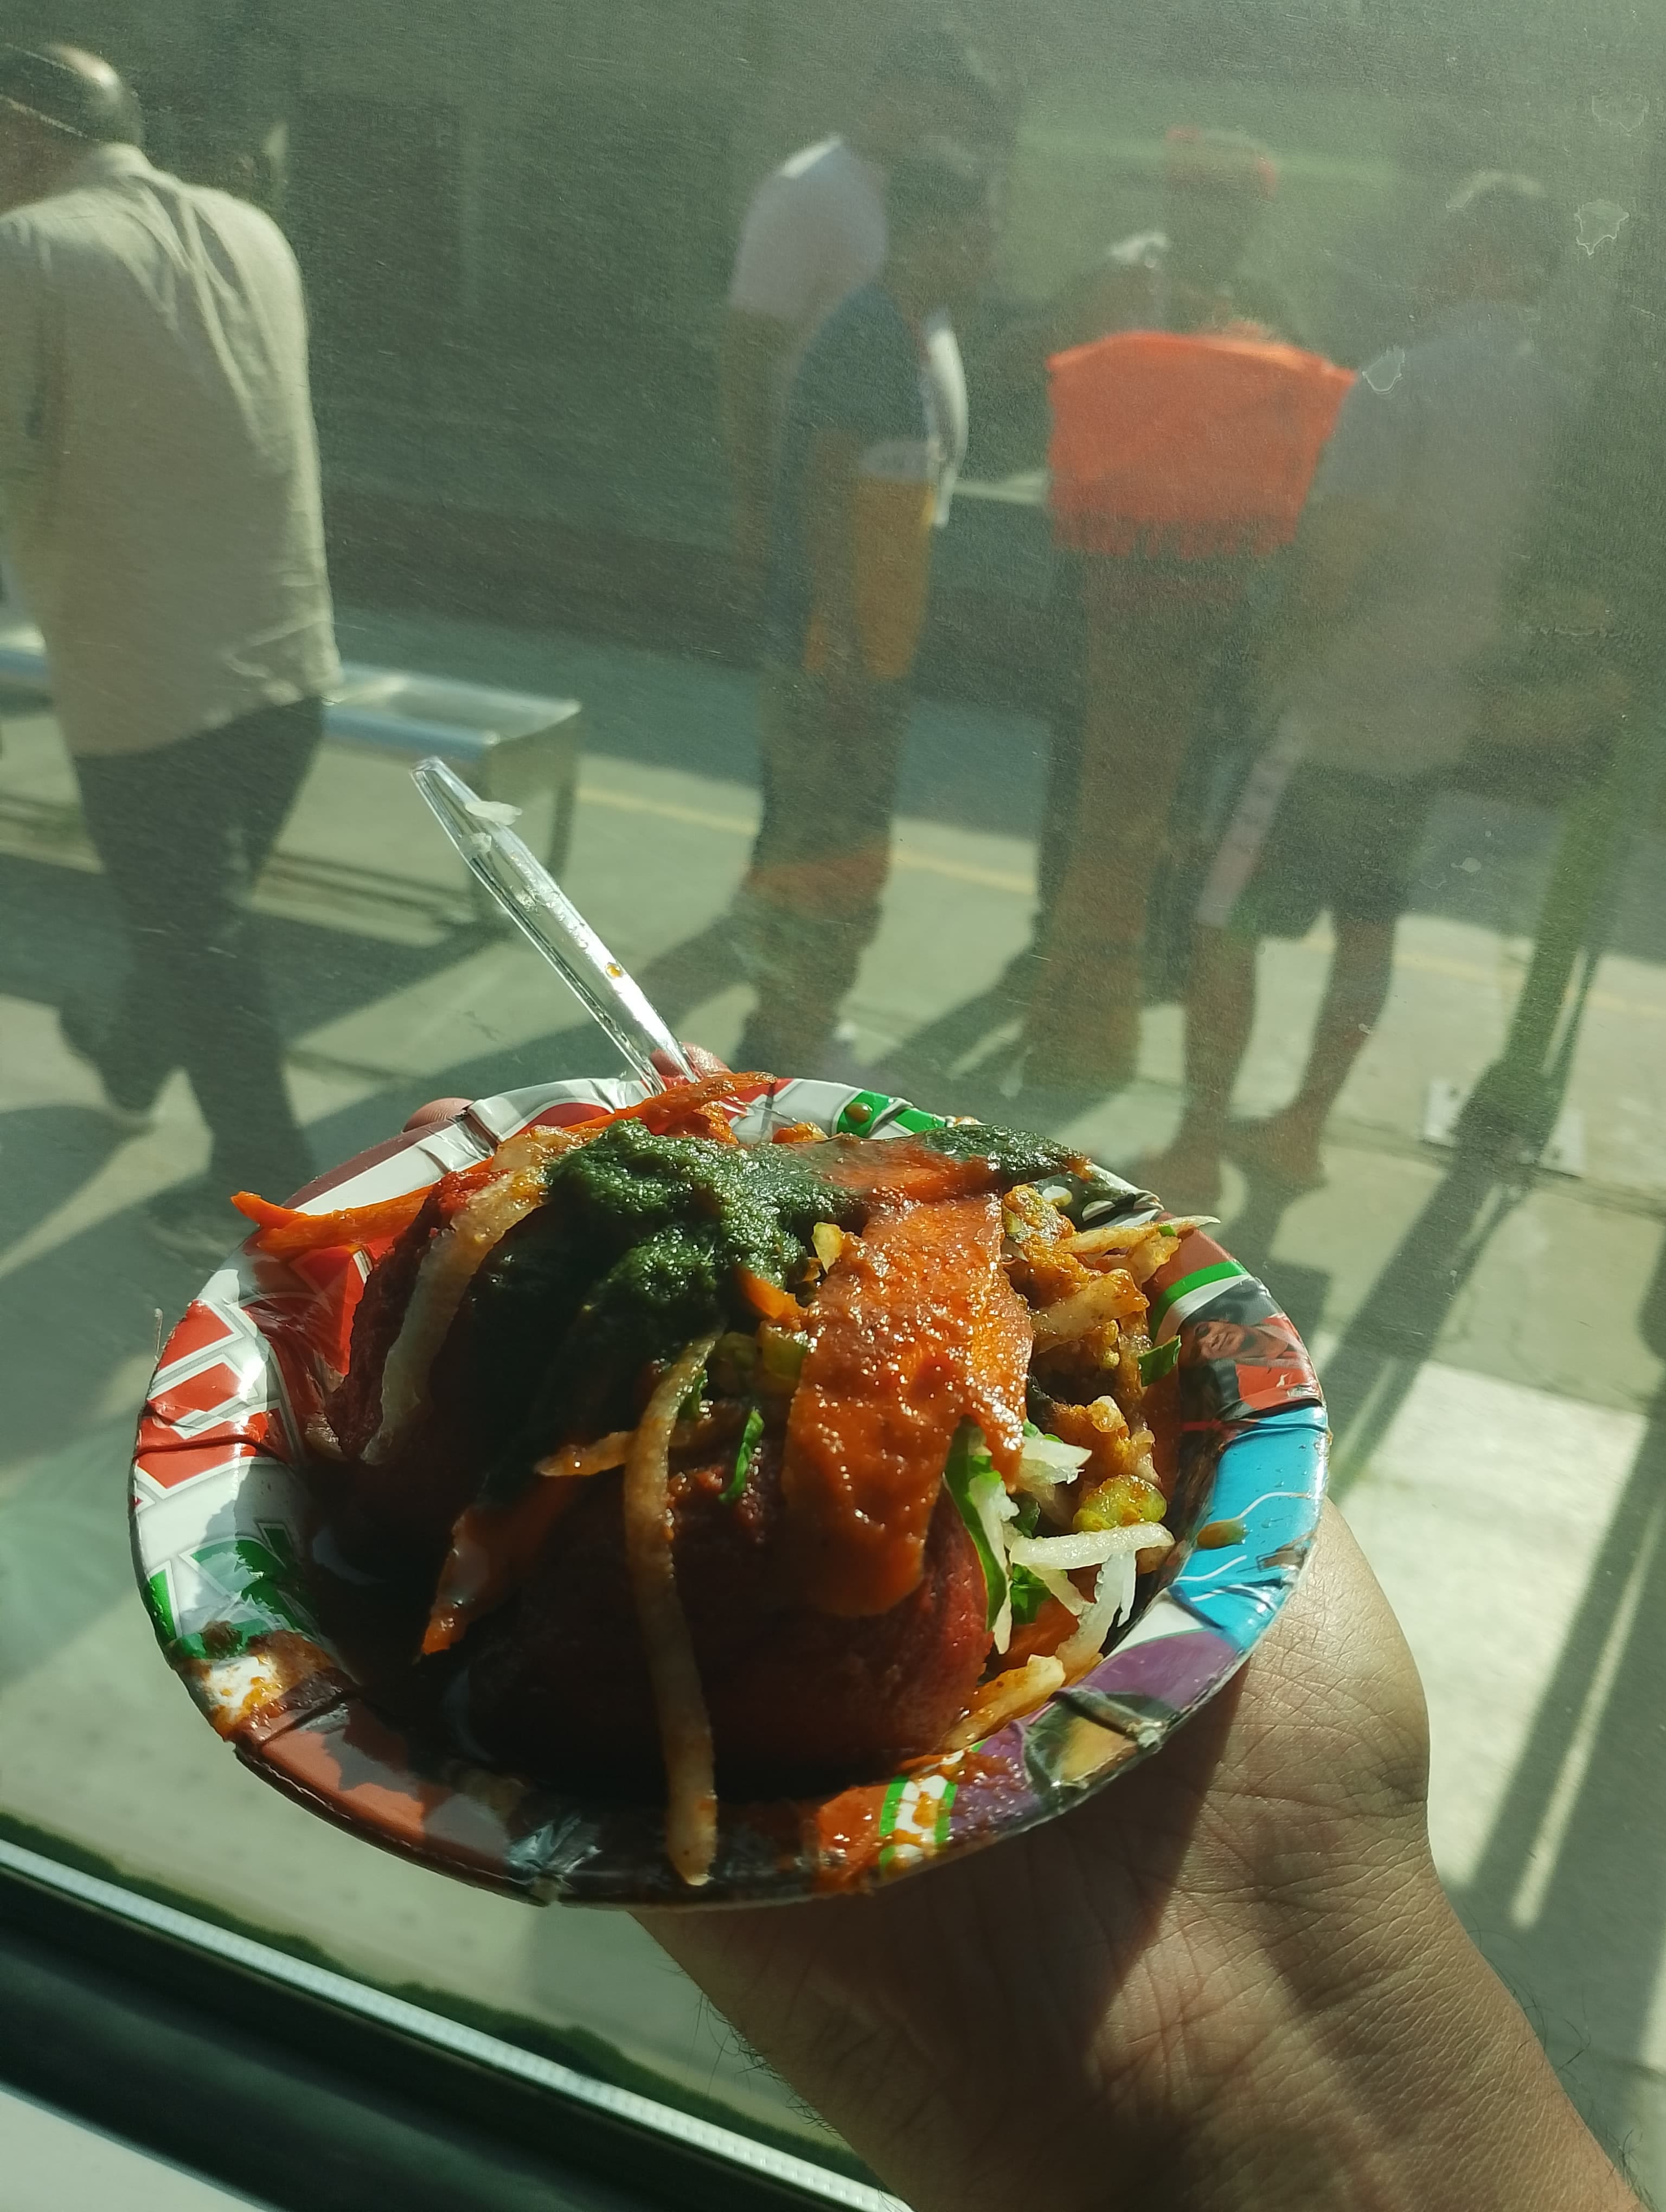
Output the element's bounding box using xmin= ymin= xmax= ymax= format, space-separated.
xmin=0 ymin=2 xmax=1659 ymax=2193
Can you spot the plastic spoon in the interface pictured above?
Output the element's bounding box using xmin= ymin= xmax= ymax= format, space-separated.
xmin=411 ymin=755 xmax=694 ymax=1091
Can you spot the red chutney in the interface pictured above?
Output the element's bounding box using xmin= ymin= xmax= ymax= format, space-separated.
xmin=783 ymin=1189 xmax=1031 ymax=1618
xmin=819 ymin=1135 xmax=1017 ymax=1208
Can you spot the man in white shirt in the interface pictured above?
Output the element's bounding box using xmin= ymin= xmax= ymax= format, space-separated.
xmin=1141 ymin=173 xmax=1567 ymax=1208
xmin=731 ymin=149 xmax=994 ymax=1074
xmin=0 ymin=46 xmax=339 ymax=1257
xmin=720 ymin=24 xmax=1005 ymax=587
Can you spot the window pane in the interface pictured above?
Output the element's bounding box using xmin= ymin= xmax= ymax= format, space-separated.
xmin=0 ymin=1 xmax=1660 ymax=2190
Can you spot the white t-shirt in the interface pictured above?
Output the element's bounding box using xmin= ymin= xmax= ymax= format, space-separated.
xmin=0 ymin=144 xmax=338 ymax=757
xmin=728 ymin=136 xmax=887 ymax=395
xmin=729 ymin=136 xmax=967 ymax=518
xmin=1285 ymin=301 xmax=1564 ymax=782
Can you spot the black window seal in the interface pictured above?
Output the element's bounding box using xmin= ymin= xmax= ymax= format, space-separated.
xmin=0 ymin=1835 xmax=900 ymax=2212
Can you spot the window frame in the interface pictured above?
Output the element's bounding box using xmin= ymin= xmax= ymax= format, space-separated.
xmin=0 ymin=1837 xmax=898 ymax=2212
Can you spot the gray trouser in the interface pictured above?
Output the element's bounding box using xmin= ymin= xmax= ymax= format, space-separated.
xmin=731 ymin=662 xmax=909 ymax=1063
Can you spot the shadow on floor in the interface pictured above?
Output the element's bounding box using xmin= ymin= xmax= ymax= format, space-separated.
xmin=1449 ymin=1382 xmax=1666 ymax=2197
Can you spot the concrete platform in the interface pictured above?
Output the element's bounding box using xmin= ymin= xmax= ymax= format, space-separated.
xmin=1 ymin=606 xmax=1662 ymax=2198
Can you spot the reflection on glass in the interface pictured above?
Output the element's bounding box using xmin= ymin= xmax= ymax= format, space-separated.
xmin=0 ymin=43 xmax=336 ymax=1259
xmin=0 ymin=7 xmax=1659 ymax=2194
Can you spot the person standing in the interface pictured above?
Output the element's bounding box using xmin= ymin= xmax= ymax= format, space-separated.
xmin=1141 ymin=172 xmax=1567 ymax=1209
xmin=0 ymin=45 xmax=340 ymax=1259
xmin=720 ymin=25 xmax=1006 ymax=593
xmin=998 ymin=130 xmax=1319 ymax=1093
xmin=731 ymin=147 xmax=996 ymax=1075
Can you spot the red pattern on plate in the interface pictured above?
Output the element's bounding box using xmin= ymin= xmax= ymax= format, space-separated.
xmin=148 ymin=1360 xmax=260 ymax=1427
xmin=158 ymin=1300 xmax=239 ymax=1368
xmin=133 ymin=1433 xmax=266 ymax=1495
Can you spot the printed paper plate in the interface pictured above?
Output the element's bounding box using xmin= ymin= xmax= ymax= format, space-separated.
xmin=131 ymin=1077 xmax=1328 ymax=1906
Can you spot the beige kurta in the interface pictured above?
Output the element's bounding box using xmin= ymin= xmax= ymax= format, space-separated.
xmin=0 ymin=142 xmax=338 ymax=756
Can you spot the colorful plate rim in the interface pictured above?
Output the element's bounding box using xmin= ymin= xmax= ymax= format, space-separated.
xmin=130 ymin=1076 xmax=1328 ymax=1906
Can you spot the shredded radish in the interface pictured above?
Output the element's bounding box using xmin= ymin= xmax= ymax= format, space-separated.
xmin=1057 ymin=1552 xmax=1140 ymax=1675
xmin=1018 ymin=1432 xmax=1091 ymax=1478
xmin=1031 ymin=1563 xmax=1089 ymax=1616
xmin=624 ymin=1334 xmax=722 ymax=1887
xmin=1014 ymin=1432 xmax=1091 ymax=1524
xmin=1007 ymin=1524 xmax=1172 ymax=1571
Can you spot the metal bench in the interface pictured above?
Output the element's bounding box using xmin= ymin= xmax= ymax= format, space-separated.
xmin=0 ymin=621 xmax=584 ymax=885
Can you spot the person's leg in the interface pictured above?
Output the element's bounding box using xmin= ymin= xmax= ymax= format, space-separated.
xmin=236 ymin=695 xmax=323 ymax=877
xmin=1231 ymin=916 xmax=1394 ymax=1187
xmin=1226 ymin=770 xmax=1431 ymax=1189
xmin=1023 ymin=573 xmax=1228 ymax=1089
xmin=1136 ymin=924 xmax=1259 ymax=1209
xmin=734 ymin=668 xmax=906 ymax=1073
xmin=1029 ymin=553 xmax=1087 ymax=944
xmin=67 ymin=748 xmax=186 ymax=1117
xmin=1135 ymin=748 xmax=1328 ymax=1207
xmin=180 ymin=699 xmax=322 ymax=1195
xmin=76 ymin=702 xmax=320 ymax=1202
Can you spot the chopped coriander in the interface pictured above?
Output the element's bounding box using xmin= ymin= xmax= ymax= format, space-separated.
xmin=944 ymin=1423 xmax=1010 ymax=1634
xmin=1009 ymin=1563 xmax=1050 ymax=1625
xmin=722 ymin=1404 xmax=765 ymax=1502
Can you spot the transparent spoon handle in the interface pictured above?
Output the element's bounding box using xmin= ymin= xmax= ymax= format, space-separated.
xmin=412 ymin=756 xmax=693 ymax=1091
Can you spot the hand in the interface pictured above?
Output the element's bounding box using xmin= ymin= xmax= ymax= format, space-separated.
xmin=642 ymin=1507 xmax=1637 ymax=2212
xmin=383 ymin=1075 xmax=1631 ymax=2211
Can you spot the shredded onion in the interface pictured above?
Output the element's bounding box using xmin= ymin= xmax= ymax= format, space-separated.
xmin=943 ymin=1655 xmax=1066 ymax=1751
xmin=534 ymin=1429 xmax=635 ymax=1480
xmin=811 ymin=1221 xmax=847 ymax=1269
xmin=624 ymin=1334 xmax=721 ymax=1887
xmin=1065 ymin=1214 xmax=1211 ymax=1255
xmin=1062 ymin=1220 xmax=1168 ymax=1256
xmin=366 ymin=1126 xmax=577 ymax=1461
xmin=1030 ymin=1270 xmax=1145 ymax=1345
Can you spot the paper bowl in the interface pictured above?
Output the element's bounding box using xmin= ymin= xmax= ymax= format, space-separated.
xmin=131 ymin=1077 xmax=1327 ymax=1905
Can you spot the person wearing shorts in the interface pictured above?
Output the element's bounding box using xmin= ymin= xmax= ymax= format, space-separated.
xmin=1012 ymin=130 xmax=1306 ymax=1091
xmin=1143 ymin=173 xmax=1568 ymax=1208
xmin=1221 ymin=764 xmax=1440 ymax=946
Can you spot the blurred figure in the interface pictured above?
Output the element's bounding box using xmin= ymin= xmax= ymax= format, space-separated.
xmin=985 ymin=127 xmax=1297 ymax=408
xmin=0 ymin=46 xmax=338 ymax=1258
xmin=720 ymin=24 xmax=1007 ymax=592
xmin=1020 ymin=133 xmax=1353 ymax=1090
xmin=1142 ymin=173 xmax=1567 ymax=1209
xmin=731 ymin=147 xmax=997 ymax=1074
xmin=1052 ymin=126 xmax=1294 ymax=357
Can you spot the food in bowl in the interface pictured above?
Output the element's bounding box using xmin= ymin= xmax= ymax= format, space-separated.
xmin=234 ymin=1073 xmax=1191 ymax=1885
